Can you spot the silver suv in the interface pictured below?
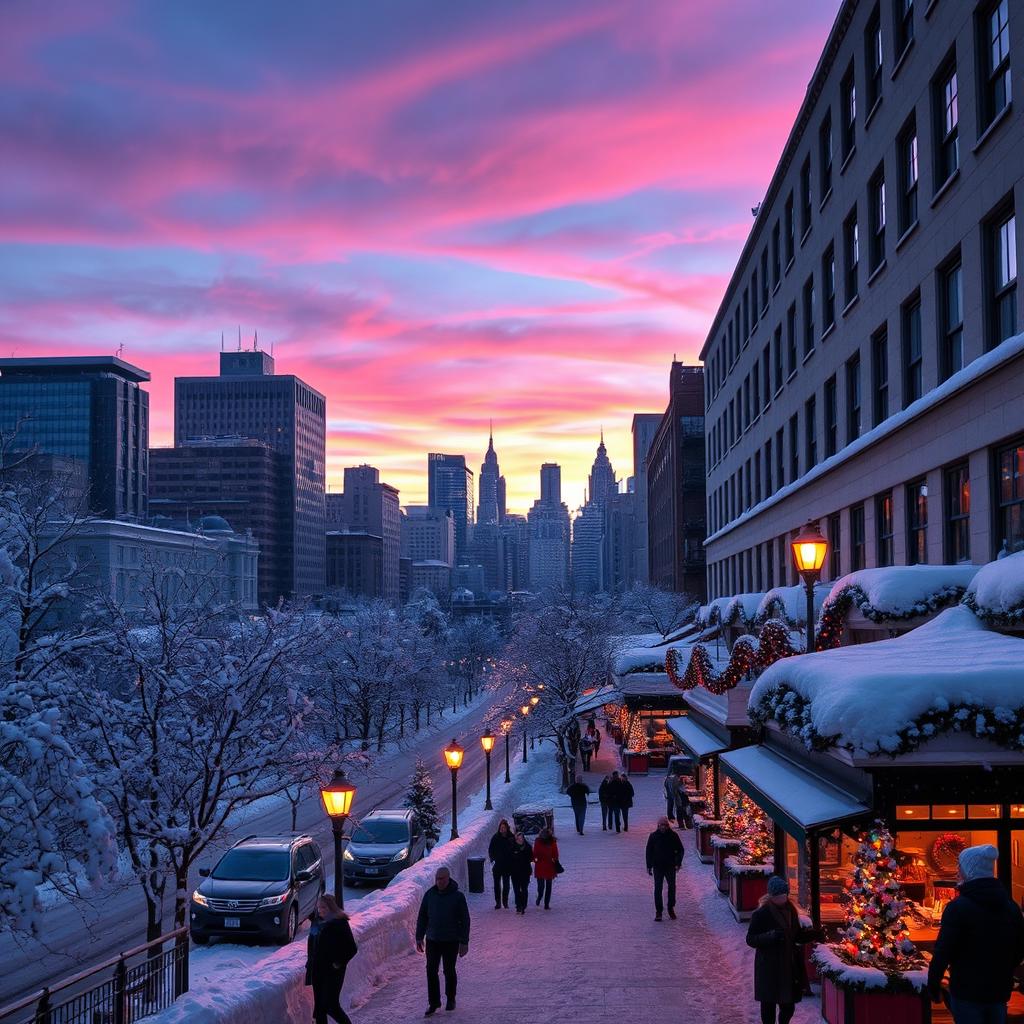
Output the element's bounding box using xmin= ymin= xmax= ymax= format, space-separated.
xmin=344 ymin=809 xmax=426 ymax=884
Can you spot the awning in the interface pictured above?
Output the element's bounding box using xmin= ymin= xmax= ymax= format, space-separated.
xmin=719 ymin=746 xmax=870 ymax=841
xmin=666 ymin=716 xmax=727 ymax=760
xmin=573 ymin=685 xmax=621 ymax=717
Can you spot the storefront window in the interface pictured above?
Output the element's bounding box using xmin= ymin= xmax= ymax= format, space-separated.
xmin=931 ymin=804 xmax=966 ymax=820
xmin=968 ymin=804 xmax=1000 ymax=819
xmin=896 ymin=805 xmax=930 ymax=820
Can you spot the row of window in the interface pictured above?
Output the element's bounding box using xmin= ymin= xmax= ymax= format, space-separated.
xmin=707 ymin=436 xmax=1024 ymax=598
xmin=705 ymin=0 xmax=1013 ymax=410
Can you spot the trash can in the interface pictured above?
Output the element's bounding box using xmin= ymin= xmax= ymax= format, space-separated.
xmin=467 ymin=856 xmax=486 ymax=893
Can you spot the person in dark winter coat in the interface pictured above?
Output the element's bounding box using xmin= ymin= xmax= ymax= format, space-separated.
xmin=615 ymin=774 xmax=635 ymax=831
xmin=663 ymin=772 xmax=679 ymax=820
xmin=674 ymin=785 xmax=693 ymax=829
xmin=509 ymin=831 xmax=533 ymax=914
xmin=745 ymin=876 xmax=818 ymax=1024
xmin=566 ymin=779 xmax=591 ymax=835
xmin=305 ymin=894 xmax=358 ymax=1024
xmin=645 ymin=817 xmax=684 ymax=921
xmin=532 ymin=827 xmax=560 ymax=909
xmin=598 ymin=775 xmax=613 ymax=831
xmin=415 ymin=867 xmax=471 ymax=1016
xmin=607 ymin=772 xmax=626 ymax=832
xmin=487 ymin=819 xmax=515 ymax=909
xmin=927 ymin=844 xmax=1024 ymax=1022
xmin=579 ymin=734 xmax=594 ymax=771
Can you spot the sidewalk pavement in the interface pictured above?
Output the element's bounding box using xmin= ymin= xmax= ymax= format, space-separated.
xmin=350 ymin=739 xmax=821 ymax=1023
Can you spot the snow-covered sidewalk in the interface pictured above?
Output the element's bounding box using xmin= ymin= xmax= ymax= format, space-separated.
xmin=350 ymin=741 xmax=823 ymax=1023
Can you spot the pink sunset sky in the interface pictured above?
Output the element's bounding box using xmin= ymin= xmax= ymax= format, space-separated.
xmin=0 ymin=1 xmax=840 ymax=512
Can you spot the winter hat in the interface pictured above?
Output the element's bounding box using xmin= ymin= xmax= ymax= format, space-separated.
xmin=958 ymin=844 xmax=998 ymax=882
xmin=767 ymin=876 xmax=790 ymax=897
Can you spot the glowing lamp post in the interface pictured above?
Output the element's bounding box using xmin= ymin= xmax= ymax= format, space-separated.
xmin=320 ymin=769 xmax=357 ymax=907
xmin=501 ymin=718 xmax=514 ymax=783
xmin=520 ymin=704 xmax=530 ymax=764
xmin=444 ymin=738 xmax=464 ymax=841
xmin=481 ymin=730 xmax=495 ymax=811
xmin=791 ymin=520 xmax=828 ymax=654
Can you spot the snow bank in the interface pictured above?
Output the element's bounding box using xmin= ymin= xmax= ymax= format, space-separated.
xmin=964 ymin=550 xmax=1024 ymax=625
xmin=613 ymin=647 xmax=670 ymax=675
xmin=821 ymin=564 xmax=979 ymax=621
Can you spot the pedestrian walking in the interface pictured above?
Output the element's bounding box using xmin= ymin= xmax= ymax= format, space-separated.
xmin=509 ymin=831 xmax=533 ymax=914
xmin=305 ymin=894 xmax=358 ymax=1024
xmin=619 ymin=774 xmax=634 ymax=831
xmin=415 ymin=867 xmax=470 ymax=1016
xmin=646 ymin=817 xmax=684 ymax=921
xmin=566 ymin=778 xmax=591 ymax=835
xmin=663 ymin=772 xmax=679 ymax=820
xmin=927 ymin=844 xmax=1024 ymax=1023
xmin=607 ymin=771 xmax=624 ymax=832
xmin=598 ymin=774 xmax=612 ymax=831
xmin=579 ymin=733 xmax=594 ymax=771
xmin=745 ymin=876 xmax=818 ymax=1024
xmin=532 ymin=826 xmax=560 ymax=909
xmin=487 ymin=819 xmax=514 ymax=909
xmin=674 ymin=785 xmax=693 ymax=830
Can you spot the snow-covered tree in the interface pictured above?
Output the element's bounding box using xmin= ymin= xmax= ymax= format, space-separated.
xmin=403 ymin=758 xmax=440 ymax=845
xmin=620 ymin=582 xmax=698 ymax=640
xmin=445 ymin=616 xmax=501 ymax=705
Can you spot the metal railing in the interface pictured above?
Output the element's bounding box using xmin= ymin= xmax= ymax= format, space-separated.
xmin=0 ymin=929 xmax=189 ymax=1024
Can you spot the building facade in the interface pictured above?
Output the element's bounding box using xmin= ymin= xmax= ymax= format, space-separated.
xmin=427 ymin=453 xmax=474 ymax=564
xmin=325 ymin=530 xmax=383 ymax=598
xmin=701 ymin=0 xmax=1023 ymax=598
xmin=528 ymin=463 xmax=571 ymax=592
xmin=631 ymin=412 xmax=663 ymax=584
xmin=175 ymin=349 xmax=326 ymax=599
xmin=0 ymin=356 xmax=150 ymax=520
xmin=401 ymin=505 xmax=456 ymax=567
xmin=647 ymin=363 xmax=707 ymax=598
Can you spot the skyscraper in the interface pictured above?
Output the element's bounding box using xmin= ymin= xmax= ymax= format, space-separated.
xmin=427 ymin=453 xmax=474 ymax=564
xmin=175 ymin=348 xmax=326 ymax=598
xmin=572 ymin=435 xmax=617 ymax=593
xmin=476 ymin=426 xmax=505 ymax=527
xmin=630 ymin=413 xmax=662 ymax=585
xmin=528 ymin=463 xmax=570 ymax=592
xmin=0 ymin=356 xmax=150 ymax=520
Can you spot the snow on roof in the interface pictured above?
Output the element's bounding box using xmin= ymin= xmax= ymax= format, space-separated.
xmin=755 ymin=584 xmax=828 ymax=626
xmin=666 ymin=716 xmax=727 ymax=758
xmin=613 ymin=647 xmax=671 ymax=675
xmin=618 ymin=672 xmax=685 ymax=698
xmin=964 ymin=550 xmax=1024 ymax=626
xmin=699 ymin=592 xmax=764 ymax=627
xmin=821 ymin=564 xmax=980 ymax=622
xmin=749 ymin=606 xmax=1024 ymax=755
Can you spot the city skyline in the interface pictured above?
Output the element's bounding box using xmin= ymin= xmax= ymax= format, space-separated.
xmin=0 ymin=1 xmax=839 ymax=510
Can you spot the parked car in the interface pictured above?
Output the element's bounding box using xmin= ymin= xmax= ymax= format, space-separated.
xmin=190 ymin=834 xmax=324 ymax=946
xmin=344 ymin=809 xmax=426 ymax=884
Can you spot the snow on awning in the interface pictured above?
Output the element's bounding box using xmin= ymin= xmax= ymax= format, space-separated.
xmin=964 ymin=550 xmax=1024 ymax=626
xmin=666 ymin=716 xmax=727 ymax=760
xmin=720 ymin=746 xmax=870 ymax=841
xmin=573 ymin=685 xmax=620 ymax=717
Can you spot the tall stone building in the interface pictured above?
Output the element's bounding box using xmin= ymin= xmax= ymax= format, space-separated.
xmin=427 ymin=453 xmax=474 ymax=565
xmin=528 ymin=463 xmax=570 ymax=592
xmin=473 ymin=428 xmax=508 ymax=591
xmin=571 ymin=434 xmax=617 ymax=594
xmin=630 ymin=413 xmax=663 ymax=584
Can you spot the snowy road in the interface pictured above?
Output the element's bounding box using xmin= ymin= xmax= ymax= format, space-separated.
xmin=0 ymin=689 xmax=515 ymax=1007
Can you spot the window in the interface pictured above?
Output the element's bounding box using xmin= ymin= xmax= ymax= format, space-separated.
xmin=933 ymin=57 xmax=959 ymax=185
xmin=772 ymin=223 xmax=781 ymax=288
xmin=805 ymin=395 xmax=818 ymax=469
xmin=865 ymin=5 xmax=883 ymax=110
xmin=751 ymin=272 xmax=759 ymax=327
xmin=744 ymin=376 xmax=751 ymax=430
xmin=776 ymin=427 xmax=785 ymax=488
xmin=872 ymin=326 xmax=889 ymax=425
xmin=996 ymin=437 xmax=1024 ymax=555
xmin=828 ymin=512 xmax=842 ymax=580
xmin=765 ymin=538 xmax=774 ymax=590
xmin=841 ymin=64 xmax=857 ymax=160
xmin=800 ymin=156 xmax=813 ymax=236
xmin=789 ymin=413 xmax=799 ymax=482
xmin=979 ymin=0 xmax=1011 ymax=130
xmin=787 ymin=304 xmax=798 ymax=375
xmin=754 ymin=455 xmax=761 ymax=505
xmin=765 ymin=438 xmax=773 ymax=495
xmin=819 ymin=111 xmax=833 ymax=199
xmin=824 ymin=375 xmax=838 ymax=457
xmin=894 ymin=0 xmax=914 ymax=59
xmin=761 ymin=345 xmax=771 ymax=408
xmin=869 ymin=164 xmax=886 ymax=272
xmin=761 ymin=249 xmax=770 ymax=310
xmin=988 ymin=205 xmax=1018 ymax=348
xmin=753 ymin=363 xmax=761 ymax=417
xmin=822 ymin=246 xmax=836 ymax=332
xmin=785 ymin=192 xmax=796 ymax=264
xmin=743 ymin=288 xmax=750 ymax=339
xmin=902 ymin=294 xmax=923 ymax=406
xmin=844 ymin=209 xmax=859 ymax=305
xmin=846 ymin=352 xmax=862 ymax=443
xmin=850 ymin=503 xmax=866 ymax=570
xmin=898 ymin=118 xmax=918 ymax=234
xmin=907 ymin=479 xmax=928 ymax=564
xmin=876 ymin=490 xmax=894 ymax=566
xmin=939 ymin=254 xmax=964 ymax=381
xmin=945 ymin=463 xmax=970 ymax=563
xmin=802 ymin=277 xmax=815 ymax=354
xmin=773 ymin=325 xmax=783 ymax=391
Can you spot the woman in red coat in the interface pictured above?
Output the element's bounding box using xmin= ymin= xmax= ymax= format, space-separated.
xmin=532 ymin=827 xmax=560 ymax=909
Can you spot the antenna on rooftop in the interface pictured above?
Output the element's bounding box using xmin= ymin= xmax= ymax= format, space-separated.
xmin=116 ymin=343 xmax=125 ymax=358
xmin=220 ymin=331 xmax=225 ymax=352
xmin=237 ymin=325 xmax=242 ymax=351
xmin=253 ymin=329 xmax=258 ymax=351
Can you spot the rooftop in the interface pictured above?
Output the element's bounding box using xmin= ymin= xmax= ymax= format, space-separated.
xmin=0 ymin=355 xmax=150 ymax=383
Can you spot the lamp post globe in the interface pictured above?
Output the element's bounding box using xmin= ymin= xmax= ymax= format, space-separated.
xmin=444 ymin=738 xmax=464 ymax=840
xmin=791 ymin=519 xmax=828 ymax=653
xmin=320 ymin=769 xmax=357 ymax=907
xmin=480 ymin=730 xmax=495 ymax=810
xmin=520 ymin=705 xmax=530 ymax=763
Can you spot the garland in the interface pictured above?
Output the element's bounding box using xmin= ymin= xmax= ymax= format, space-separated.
xmin=665 ymin=646 xmax=692 ymax=690
xmin=963 ymin=588 xmax=1024 ymax=628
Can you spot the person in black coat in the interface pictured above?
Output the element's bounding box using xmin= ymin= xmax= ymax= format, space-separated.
xmin=598 ymin=775 xmax=612 ymax=831
xmin=927 ymin=844 xmax=1024 ymax=1020
xmin=566 ymin=779 xmax=591 ymax=835
xmin=745 ymin=877 xmax=817 ymax=1024
xmin=305 ymin=894 xmax=358 ymax=1024
xmin=508 ymin=831 xmax=533 ymax=914
xmin=618 ymin=774 xmax=635 ymax=831
xmin=645 ymin=817 xmax=684 ymax=920
xmin=416 ymin=867 xmax=471 ymax=1015
xmin=487 ymin=819 xmax=515 ymax=909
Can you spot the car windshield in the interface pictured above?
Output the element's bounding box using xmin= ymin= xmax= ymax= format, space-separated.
xmin=351 ymin=820 xmax=409 ymax=844
xmin=212 ymin=848 xmax=290 ymax=881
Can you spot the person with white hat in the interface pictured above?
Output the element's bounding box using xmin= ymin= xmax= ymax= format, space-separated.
xmin=927 ymin=843 xmax=1024 ymax=1022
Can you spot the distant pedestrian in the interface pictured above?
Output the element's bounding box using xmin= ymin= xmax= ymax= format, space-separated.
xmin=663 ymin=772 xmax=679 ymax=820
xmin=675 ymin=785 xmax=693 ymax=830
xmin=927 ymin=844 xmax=1024 ymax=1023
xmin=305 ymin=894 xmax=358 ymax=1024
xmin=591 ymin=728 xmax=601 ymax=755
xmin=579 ymin=734 xmax=594 ymax=771
xmin=509 ymin=831 xmax=533 ymax=914
xmin=415 ymin=867 xmax=470 ymax=1016
xmin=745 ymin=876 xmax=818 ymax=1024
xmin=618 ymin=774 xmax=635 ymax=831
xmin=532 ymin=826 xmax=560 ymax=909
xmin=607 ymin=771 xmax=625 ymax=832
xmin=487 ymin=819 xmax=514 ymax=909
xmin=645 ymin=817 xmax=684 ymax=921
xmin=598 ymin=775 xmax=612 ymax=831
xmin=566 ymin=778 xmax=591 ymax=834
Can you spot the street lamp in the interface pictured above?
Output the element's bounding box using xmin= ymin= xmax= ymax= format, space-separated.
xmin=500 ymin=717 xmax=514 ymax=783
xmin=791 ymin=519 xmax=828 ymax=653
xmin=480 ymin=730 xmax=495 ymax=811
xmin=520 ymin=704 xmax=530 ymax=764
xmin=443 ymin=738 xmax=464 ymax=841
xmin=320 ymin=769 xmax=357 ymax=907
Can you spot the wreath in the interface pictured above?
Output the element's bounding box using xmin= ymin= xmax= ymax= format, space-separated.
xmin=930 ymin=832 xmax=967 ymax=875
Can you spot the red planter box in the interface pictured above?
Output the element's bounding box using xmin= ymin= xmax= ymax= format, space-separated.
xmin=695 ymin=821 xmax=721 ymax=862
xmin=728 ymin=869 xmax=769 ymax=919
xmin=624 ymin=750 xmax=649 ymax=775
xmin=820 ymin=975 xmax=930 ymax=1024
xmin=712 ymin=840 xmax=741 ymax=892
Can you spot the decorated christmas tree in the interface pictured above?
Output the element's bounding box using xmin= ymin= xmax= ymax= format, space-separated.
xmin=738 ymin=803 xmax=774 ymax=864
xmin=838 ymin=821 xmax=922 ymax=969
xmin=625 ymin=713 xmax=648 ymax=752
xmin=701 ymin=767 xmax=716 ymax=816
xmin=403 ymin=758 xmax=440 ymax=844
xmin=720 ymin=778 xmax=745 ymax=836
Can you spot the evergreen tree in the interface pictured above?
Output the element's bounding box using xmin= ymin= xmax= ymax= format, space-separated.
xmin=403 ymin=758 xmax=440 ymax=844
xmin=738 ymin=804 xmax=774 ymax=864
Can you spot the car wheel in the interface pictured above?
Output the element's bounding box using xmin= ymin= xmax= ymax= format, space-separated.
xmin=281 ymin=904 xmax=298 ymax=945
xmin=191 ymin=933 xmax=209 ymax=946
